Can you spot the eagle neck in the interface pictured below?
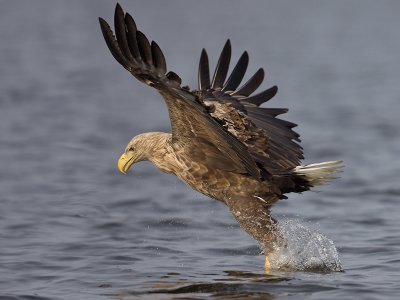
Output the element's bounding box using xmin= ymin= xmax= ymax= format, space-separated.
xmin=142 ymin=132 xmax=174 ymax=174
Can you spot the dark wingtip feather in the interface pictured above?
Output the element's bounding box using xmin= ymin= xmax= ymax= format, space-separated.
xmin=151 ymin=41 xmax=167 ymax=74
xmin=114 ymin=3 xmax=136 ymax=63
xmin=124 ymin=13 xmax=136 ymax=30
xmin=136 ymin=31 xmax=152 ymax=65
xmin=124 ymin=13 xmax=140 ymax=59
xmin=242 ymin=85 xmax=278 ymax=106
xmin=232 ymin=68 xmax=264 ymax=97
xmin=262 ymin=108 xmax=288 ymax=116
xmin=211 ymin=39 xmax=231 ymax=89
xmin=198 ymin=49 xmax=211 ymax=90
xmin=98 ymin=17 xmax=130 ymax=68
xmin=222 ymin=51 xmax=249 ymax=92
xmin=114 ymin=3 xmax=124 ymax=21
xmin=115 ymin=3 xmax=123 ymax=16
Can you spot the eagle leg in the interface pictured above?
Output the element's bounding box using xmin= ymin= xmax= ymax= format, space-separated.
xmin=225 ymin=196 xmax=283 ymax=270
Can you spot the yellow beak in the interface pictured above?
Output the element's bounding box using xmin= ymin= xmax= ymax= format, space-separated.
xmin=118 ymin=152 xmax=135 ymax=174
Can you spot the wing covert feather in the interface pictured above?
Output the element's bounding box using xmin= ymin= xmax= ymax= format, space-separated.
xmin=197 ymin=40 xmax=304 ymax=175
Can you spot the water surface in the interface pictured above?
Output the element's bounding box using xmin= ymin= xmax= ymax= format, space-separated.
xmin=1 ymin=1 xmax=400 ymax=299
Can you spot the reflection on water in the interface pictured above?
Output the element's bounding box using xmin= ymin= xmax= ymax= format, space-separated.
xmin=141 ymin=270 xmax=289 ymax=299
xmin=116 ymin=270 xmax=339 ymax=299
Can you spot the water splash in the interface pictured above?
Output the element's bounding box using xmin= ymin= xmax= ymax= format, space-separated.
xmin=268 ymin=219 xmax=343 ymax=272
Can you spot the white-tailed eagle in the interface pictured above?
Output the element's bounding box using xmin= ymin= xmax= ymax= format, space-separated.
xmin=99 ymin=4 xmax=342 ymax=270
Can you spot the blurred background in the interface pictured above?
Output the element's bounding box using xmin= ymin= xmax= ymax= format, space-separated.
xmin=1 ymin=1 xmax=399 ymax=299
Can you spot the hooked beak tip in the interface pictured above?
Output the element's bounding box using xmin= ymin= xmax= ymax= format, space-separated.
xmin=118 ymin=153 xmax=134 ymax=174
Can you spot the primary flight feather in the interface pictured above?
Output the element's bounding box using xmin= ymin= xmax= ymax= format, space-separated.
xmin=99 ymin=3 xmax=342 ymax=269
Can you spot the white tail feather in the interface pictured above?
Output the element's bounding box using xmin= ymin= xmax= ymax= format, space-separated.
xmin=294 ymin=160 xmax=343 ymax=186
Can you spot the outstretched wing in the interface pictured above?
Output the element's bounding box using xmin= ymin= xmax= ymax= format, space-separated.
xmin=99 ymin=4 xmax=261 ymax=180
xmin=196 ymin=40 xmax=304 ymax=175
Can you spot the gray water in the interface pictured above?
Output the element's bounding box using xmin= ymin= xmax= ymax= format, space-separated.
xmin=1 ymin=0 xmax=400 ymax=299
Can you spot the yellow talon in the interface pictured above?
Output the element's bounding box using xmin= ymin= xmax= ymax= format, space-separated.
xmin=264 ymin=256 xmax=271 ymax=273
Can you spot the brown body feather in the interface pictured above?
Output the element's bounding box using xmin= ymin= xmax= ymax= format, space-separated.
xmin=99 ymin=4 xmax=341 ymax=255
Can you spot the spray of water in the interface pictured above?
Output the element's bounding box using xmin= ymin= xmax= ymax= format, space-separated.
xmin=267 ymin=219 xmax=343 ymax=272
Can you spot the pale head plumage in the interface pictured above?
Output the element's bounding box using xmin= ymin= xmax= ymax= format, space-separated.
xmin=118 ymin=132 xmax=171 ymax=174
